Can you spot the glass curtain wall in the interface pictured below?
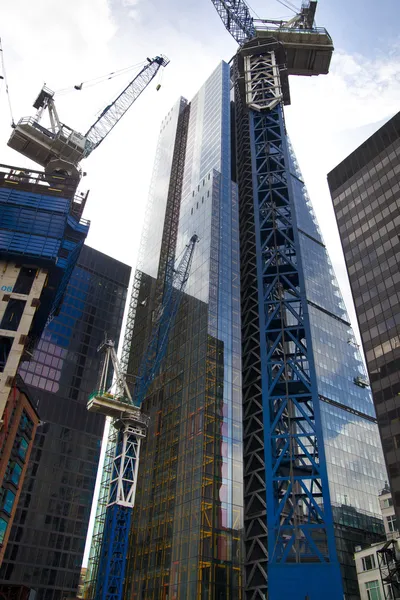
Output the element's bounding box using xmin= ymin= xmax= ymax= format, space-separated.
xmin=288 ymin=147 xmax=387 ymax=596
xmin=124 ymin=62 xmax=244 ymax=600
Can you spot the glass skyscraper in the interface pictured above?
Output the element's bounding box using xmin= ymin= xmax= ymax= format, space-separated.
xmin=121 ymin=62 xmax=387 ymax=599
xmin=123 ymin=62 xmax=243 ymax=600
xmin=0 ymin=246 xmax=130 ymax=600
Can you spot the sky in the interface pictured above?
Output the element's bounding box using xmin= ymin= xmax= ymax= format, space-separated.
xmin=1 ymin=0 xmax=399 ymax=570
xmin=0 ymin=0 xmax=399 ymax=340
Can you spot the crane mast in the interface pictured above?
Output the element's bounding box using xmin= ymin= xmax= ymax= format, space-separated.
xmin=86 ymin=234 xmax=198 ymax=600
xmin=210 ymin=1 xmax=341 ymax=600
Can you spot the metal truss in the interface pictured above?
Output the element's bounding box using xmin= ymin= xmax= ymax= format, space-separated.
xmin=244 ymin=52 xmax=283 ymax=112
xmin=234 ymin=56 xmax=269 ymax=600
xmin=84 ymin=426 xmax=117 ymax=599
xmin=84 ymin=56 xmax=170 ymax=156
xmin=133 ymin=233 xmax=198 ymax=405
xmin=95 ymin=422 xmax=146 ymax=600
xmin=210 ymin=0 xmax=255 ymax=45
xmin=377 ymin=540 xmax=400 ymax=600
xmin=108 ymin=423 xmax=145 ymax=506
xmin=94 ymin=504 xmax=132 ymax=600
xmin=88 ymin=235 xmax=197 ymax=600
xmin=120 ymin=101 xmax=189 ymax=378
xmin=234 ymin=46 xmax=343 ymax=598
xmin=154 ymin=100 xmax=190 ymax=309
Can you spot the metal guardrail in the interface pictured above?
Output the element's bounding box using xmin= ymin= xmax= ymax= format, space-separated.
xmin=0 ymin=163 xmax=91 ymax=227
xmin=254 ymin=24 xmax=332 ymax=41
xmin=0 ymin=162 xmax=72 ymax=189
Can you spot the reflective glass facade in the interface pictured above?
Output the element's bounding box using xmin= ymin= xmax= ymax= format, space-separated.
xmin=328 ymin=112 xmax=400 ymax=526
xmin=0 ymin=246 xmax=130 ymax=600
xmin=289 ymin=149 xmax=387 ymax=597
xmin=124 ymin=62 xmax=243 ymax=599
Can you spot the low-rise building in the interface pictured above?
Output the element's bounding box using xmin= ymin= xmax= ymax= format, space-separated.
xmin=0 ymin=377 xmax=40 ymax=566
xmin=355 ymin=486 xmax=400 ymax=599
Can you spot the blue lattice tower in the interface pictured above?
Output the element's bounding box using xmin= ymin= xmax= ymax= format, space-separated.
xmin=95 ymin=420 xmax=146 ymax=600
xmin=234 ymin=39 xmax=343 ymax=599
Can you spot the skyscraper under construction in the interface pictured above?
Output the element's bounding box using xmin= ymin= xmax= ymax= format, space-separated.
xmin=116 ymin=58 xmax=388 ymax=600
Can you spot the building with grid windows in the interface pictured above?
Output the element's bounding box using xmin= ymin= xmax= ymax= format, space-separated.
xmin=328 ymin=112 xmax=400 ymax=525
xmin=0 ymin=377 xmax=40 ymax=566
xmin=0 ymin=163 xmax=90 ymax=419
xmin=0 ymin=245 xmax=130 ymax=600
xmin=95 ymin=61 xmax=390 ymax=600
xmin=354 ymin=485 xmax=400 ymax=600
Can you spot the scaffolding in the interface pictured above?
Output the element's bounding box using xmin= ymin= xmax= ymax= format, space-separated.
xmin=378 ymin=539 xmax=400 ymax=599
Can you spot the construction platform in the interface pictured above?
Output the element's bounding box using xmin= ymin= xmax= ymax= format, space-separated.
xmin=87 ymin=391 xmax=150 ymax=432
xmin=255 ymin=26 xmax=334 ymax=76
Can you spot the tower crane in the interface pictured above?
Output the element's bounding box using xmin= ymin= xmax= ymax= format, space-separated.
xmin=86 ymin=234 xmax=198 ymax=600
xmin=209 ymin=1 xmax=342 ymax=600
xmin=7 ymin=55 xmax=169 ymax=181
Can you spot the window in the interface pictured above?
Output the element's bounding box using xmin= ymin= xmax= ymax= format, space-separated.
xmin=0 ymin=299 xmax=26 ymax=331
xmin=13 ymin=267 xmax=37 ymax=295
xmin=7 ymin=463 xmax=22 ymax=487
xmin=0 ymin=337 xmax=13 ymax=372
xmin=0 ymin=518 xmax=7 ymax=544
xmin=1 ymin=489 xmax=16 ymax=515
xmin=383 ymin=497 xmax=394 ymax=508
xmin=19 ymin=412 xmax=33 ymax=436
xmin=387 ymin=515 xmax=398 ymax=533
xmin=362 ymin=554 xmax=376 ymax=571
xmin=365 ymin=580 xmax=382 ymax=600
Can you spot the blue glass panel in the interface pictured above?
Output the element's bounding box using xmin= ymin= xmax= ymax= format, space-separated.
xmin=0 ymin=517 xmax=7 ymax=544
xmin=18 ymin=438 xmax=29 ymax=460
xmin=2 ymin=489 xmax=16 ymax=515
xmin=9 ymin=463 xmax=22 ymax=486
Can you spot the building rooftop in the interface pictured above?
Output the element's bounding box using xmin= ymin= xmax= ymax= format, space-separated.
xmin=327 ymin=111 xmax=400 ymax=192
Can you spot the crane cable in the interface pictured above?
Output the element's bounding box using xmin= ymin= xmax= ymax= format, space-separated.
xmin=274 ymin=0 xmax=299 ymax=13
xmin=0 ymin=37 xmax=15 ymax=127
xmin=54 ymin=60 xmax=147 ymax=96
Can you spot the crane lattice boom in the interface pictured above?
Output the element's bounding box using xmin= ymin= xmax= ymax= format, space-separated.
xmin=84 ymin=55 xmax=169 ymax=156
xmin=210 ymin=0 xmax=255 ymax=45
xmin=86 ymin=234 xmax=198 ymax=600
xmin=133 ymin=233 xmax=198 ymax=405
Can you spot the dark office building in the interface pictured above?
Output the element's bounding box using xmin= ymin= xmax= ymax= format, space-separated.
xmin=328 ymin=111 xmax=400 ymax=521
xmin=0 ymin=245 xmax=130 ymax=600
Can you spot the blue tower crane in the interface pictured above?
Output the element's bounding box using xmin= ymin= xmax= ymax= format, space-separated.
xmin=210 ymin=1 xmax=343 ymax=599
xmin=86 ymin=234 xmax=198 ymax=600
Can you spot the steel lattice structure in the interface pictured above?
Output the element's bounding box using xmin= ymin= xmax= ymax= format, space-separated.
xmin=233 ymin=37 xmax=343 ymax=600
xmin=210 ymin=0 xmax=255 ymax=45
xmin=207 ymin=0 xmax=343 ymax=595
xmin=84 ymin=56 xmax=170 ymax=156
